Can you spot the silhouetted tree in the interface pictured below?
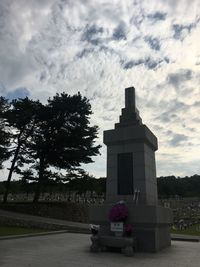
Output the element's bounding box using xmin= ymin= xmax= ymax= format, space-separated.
xmin=27 ymin=92 xmax=101 ymax=202
xmin=0 ymin=97 xmax=10 ymax=169
xmin=3 ymin=97 xmax=41 ymax=203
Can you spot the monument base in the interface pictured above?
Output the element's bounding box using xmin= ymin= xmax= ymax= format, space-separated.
xmin=90 ymin=204 xmax=173 ymax=252
xmin=90 ymin=235 xmax=136 ymax=256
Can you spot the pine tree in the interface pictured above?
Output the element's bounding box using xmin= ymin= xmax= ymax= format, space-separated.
xmin=0 ymin=97 xmax=10 ymax=169
xmin=3 ymin=97 xmax=41 ymax=203
xmin=28 ymin=92 xmax=101 ymax=202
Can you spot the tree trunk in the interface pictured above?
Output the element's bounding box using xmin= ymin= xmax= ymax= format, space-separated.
xmin=33 ymin=156 xmax=45 ymax=203
xmin=3 ymin=143 xmax=21 ymax=203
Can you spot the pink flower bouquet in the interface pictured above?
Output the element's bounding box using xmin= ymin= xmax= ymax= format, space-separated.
xmin=108 ymin=202 xmax=128 ymax=222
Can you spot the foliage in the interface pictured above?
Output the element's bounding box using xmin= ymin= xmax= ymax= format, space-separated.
xmin=171 ymin=224 xmax=200 ymax=236
xmin=64 ymin=170 xmax=97 ymax=195
xmin=2 ymin=174 xmax=200 ymax=201
xmin=0 ymin=92 xmax=101 ymax=203
xmin=0 ymin=97 xmax=11 ymax=168
xmin=2 ymin=97 xmax=41 ymax=202
xmin=25 ymin=92 xmax=100 ymax=202
xmin=0 ymin=176 xmax=106 ymax=197
xmin=157 ymin=175 xmax=200 ymax=198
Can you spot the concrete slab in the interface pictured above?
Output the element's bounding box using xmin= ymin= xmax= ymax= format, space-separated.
xmin=0 ymin=233 xmax=200 ymax=267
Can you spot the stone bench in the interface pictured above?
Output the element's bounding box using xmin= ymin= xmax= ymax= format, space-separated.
xmin=90 ymin=235 xmax=136 ymax=256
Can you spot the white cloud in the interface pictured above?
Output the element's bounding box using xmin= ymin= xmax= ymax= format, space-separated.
xmin=0 ymin=0 xmax=200 ymax=179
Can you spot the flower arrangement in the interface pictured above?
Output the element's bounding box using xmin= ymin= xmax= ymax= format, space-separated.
xmin=108 ymin=201 xmax=128 ymax=222
xmin=124 ymin=223 xmax=133 ymax=236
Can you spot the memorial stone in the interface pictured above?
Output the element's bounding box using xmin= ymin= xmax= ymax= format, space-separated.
xmin=90 ymin=87 xmax=172 ymax=253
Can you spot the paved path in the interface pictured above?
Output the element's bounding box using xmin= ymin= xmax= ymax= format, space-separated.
xmin=0 ymin=233 xmax=200 ymax=267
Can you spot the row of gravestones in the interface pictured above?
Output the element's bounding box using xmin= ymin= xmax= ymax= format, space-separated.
xmin=0 ymin=192 xmax=105 ymax=203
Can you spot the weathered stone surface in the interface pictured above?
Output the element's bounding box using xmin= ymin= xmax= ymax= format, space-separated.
xmin=104 ymin=125 xmax=158 ymax=151
xmin=90 ymin=235 xmax=136 ymax=256
xmin=90 ymin=204 xmax=172 ymax=252
xmin=90 ymin=87 xmax=172 ymax=253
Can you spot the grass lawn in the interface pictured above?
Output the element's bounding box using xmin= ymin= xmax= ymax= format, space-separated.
xmin=0 ymin=225 xmax=49 ymax=237
xmin=171 ymin=224 xmax=200 ymax=236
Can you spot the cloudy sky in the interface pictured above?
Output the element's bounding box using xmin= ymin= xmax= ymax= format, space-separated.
xmin=0 ymin=0 xmax=200 ymax=179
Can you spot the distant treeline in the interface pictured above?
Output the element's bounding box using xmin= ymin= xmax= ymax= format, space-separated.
xmin=0 ymin=174 xmax=200 ymax=199
xmin=0 ymin=177 xmax=106 ymax=197
xmin=157 ymin=174 xmax=200 ymax=198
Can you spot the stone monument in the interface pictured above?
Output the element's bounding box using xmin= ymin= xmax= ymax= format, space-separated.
xmin=90 ymin=87 xmax=172 ymax=253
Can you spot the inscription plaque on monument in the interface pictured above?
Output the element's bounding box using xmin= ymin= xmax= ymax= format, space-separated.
xmin=117 ymin=153 xmax=133 ymax=195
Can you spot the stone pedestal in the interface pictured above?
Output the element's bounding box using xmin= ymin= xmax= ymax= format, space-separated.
xmin=90 ymin=204 xmax=172 ymax=252
xmin=90 ymin=87 xmax=172 ymax=253
xmin=90 ymin=235 xmax=136 ymax=256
